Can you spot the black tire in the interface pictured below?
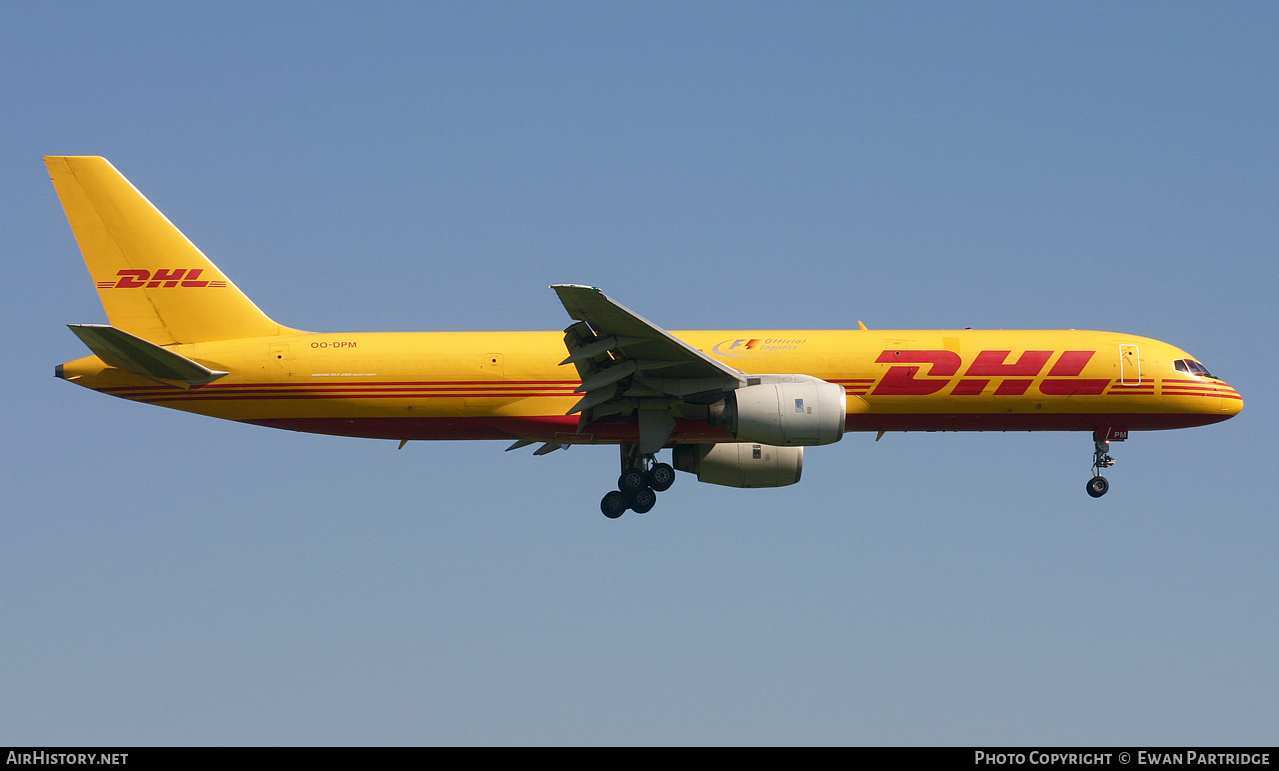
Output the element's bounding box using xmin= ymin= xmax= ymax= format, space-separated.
xmin=618 ymin=469 xmax=647 ymax=492
xmin=646 ymin=463 xmax=676 ymax=492
xmin=600 ymin=490 xmax=629 ymax=518
xmin=1086 ymin=476 xmax=1109 ymax=498
xmin=630 ymin=487 xmax=657 ymax=514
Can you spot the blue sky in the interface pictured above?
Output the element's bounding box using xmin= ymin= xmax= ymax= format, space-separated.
xmin=2 ymin=2 xmax=1276 ymax=745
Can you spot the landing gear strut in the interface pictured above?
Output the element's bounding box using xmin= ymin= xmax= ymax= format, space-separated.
xmin=1086 ymin=429 xmax=1121 ymax=498
xmin=600 ymin=444 xmax=676 ymax=518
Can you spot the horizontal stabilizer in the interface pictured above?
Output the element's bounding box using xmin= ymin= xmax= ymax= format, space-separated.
xmin=68 ymin=324 xmax=228 ymax=385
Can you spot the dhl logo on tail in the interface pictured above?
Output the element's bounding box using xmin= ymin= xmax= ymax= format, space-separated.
xmin=95 ymin=268 xmax=227 ymax=289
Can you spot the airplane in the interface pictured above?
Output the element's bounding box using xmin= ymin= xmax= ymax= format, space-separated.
xmin=47 ymin=156 xmax=1244 ymax=518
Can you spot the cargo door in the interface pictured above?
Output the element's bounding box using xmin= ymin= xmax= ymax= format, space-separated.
xmin=1119 ymin=344 xmax=1141 ymax=385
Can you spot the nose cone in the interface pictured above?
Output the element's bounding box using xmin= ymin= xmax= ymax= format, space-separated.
xmin=1220 ymin=383 xmax=1244 ymax=418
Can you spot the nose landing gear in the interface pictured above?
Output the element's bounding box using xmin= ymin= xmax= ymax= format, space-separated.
xmin=1086 ymin=429 xmax=1123 ymax=498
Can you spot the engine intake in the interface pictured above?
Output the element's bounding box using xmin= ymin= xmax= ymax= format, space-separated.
xmin=708 ymin=375 xmax=846 ymax=446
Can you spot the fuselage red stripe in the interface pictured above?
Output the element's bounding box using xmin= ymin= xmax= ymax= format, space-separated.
xmin=96 ymin=377 xmax=1240 ymax=405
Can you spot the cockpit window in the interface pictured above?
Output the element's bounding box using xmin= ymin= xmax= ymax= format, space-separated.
xmin=1175 ymin=359 xmax=1218 ymax=379
xmin=1189 ymin=360 xmax=1217 ymax=379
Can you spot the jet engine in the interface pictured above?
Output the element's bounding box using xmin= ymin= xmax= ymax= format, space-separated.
xmin=707 ymin=374 xmax=846 ymax=446
xmin=673 ymin=443 xmax=804 ymax=488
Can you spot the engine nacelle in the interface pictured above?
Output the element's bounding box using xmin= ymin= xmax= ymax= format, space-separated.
xmin=673 ymin=443 xmax=804 ymax=488
xmin=708 ymin=375 xmax=846 ymax=446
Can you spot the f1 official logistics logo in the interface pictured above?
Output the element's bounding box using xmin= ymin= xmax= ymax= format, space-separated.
xmin=96 ymin=268 xmax=227 ymax=289
xmin=712 ymin=338 xmax=808 ymax=357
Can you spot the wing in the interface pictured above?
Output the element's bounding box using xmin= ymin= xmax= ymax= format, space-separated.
xmin=551 ymin=284 xmax=746 ymax=453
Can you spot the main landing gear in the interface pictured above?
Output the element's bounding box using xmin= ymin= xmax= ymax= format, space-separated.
xmin=1086 ymin=429 xmax=1121 ymax=498
xmin=600 ymin=445 xmax=675 ymax=518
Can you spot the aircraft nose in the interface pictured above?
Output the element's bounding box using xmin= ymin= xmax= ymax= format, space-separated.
xmin=1220 ymin=383 xmax=1244 ymax=418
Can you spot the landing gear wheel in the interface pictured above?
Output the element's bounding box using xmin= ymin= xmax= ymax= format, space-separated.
xmin=1085 ymin=434 xmax=1118 ymax=498
xmin=607 ymin=446 xmax=671 ymax=516
xmin=630 ymin=487 xmax=657 ymax=514
xmin=1086 ymin=476 xmax=1109 ymax=498
xmin=646 ymin=463 xmax=676 ymax=492
xmin=600 ymin=490 xmax=629 ymax=518
xmin=618 ymin=469 xmax=647 ymax=492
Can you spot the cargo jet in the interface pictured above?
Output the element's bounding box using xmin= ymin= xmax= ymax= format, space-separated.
xmin=48 ymin=156 xmax=1243 ymax=518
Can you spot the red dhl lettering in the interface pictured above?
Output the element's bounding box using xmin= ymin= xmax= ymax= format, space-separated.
xmin=871 ymin=350 xmax=1110 ymax=396
xmin=966 ymin=350 xmax=1053 ymax=377
xmin=872 ymin=350 xmax=960 ymax=395
xmin=96 ymin=269 xmax=226 ymax=288
xmin=149 ymin=268 xmax=188 ymax=287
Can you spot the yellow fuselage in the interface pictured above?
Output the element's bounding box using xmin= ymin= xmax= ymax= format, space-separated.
xmin=57 ymin=327 xmax=1243 ymax=445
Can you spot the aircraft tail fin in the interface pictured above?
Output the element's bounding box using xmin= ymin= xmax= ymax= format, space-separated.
xmin=45 ymin=156 xmax=298 ymax=344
